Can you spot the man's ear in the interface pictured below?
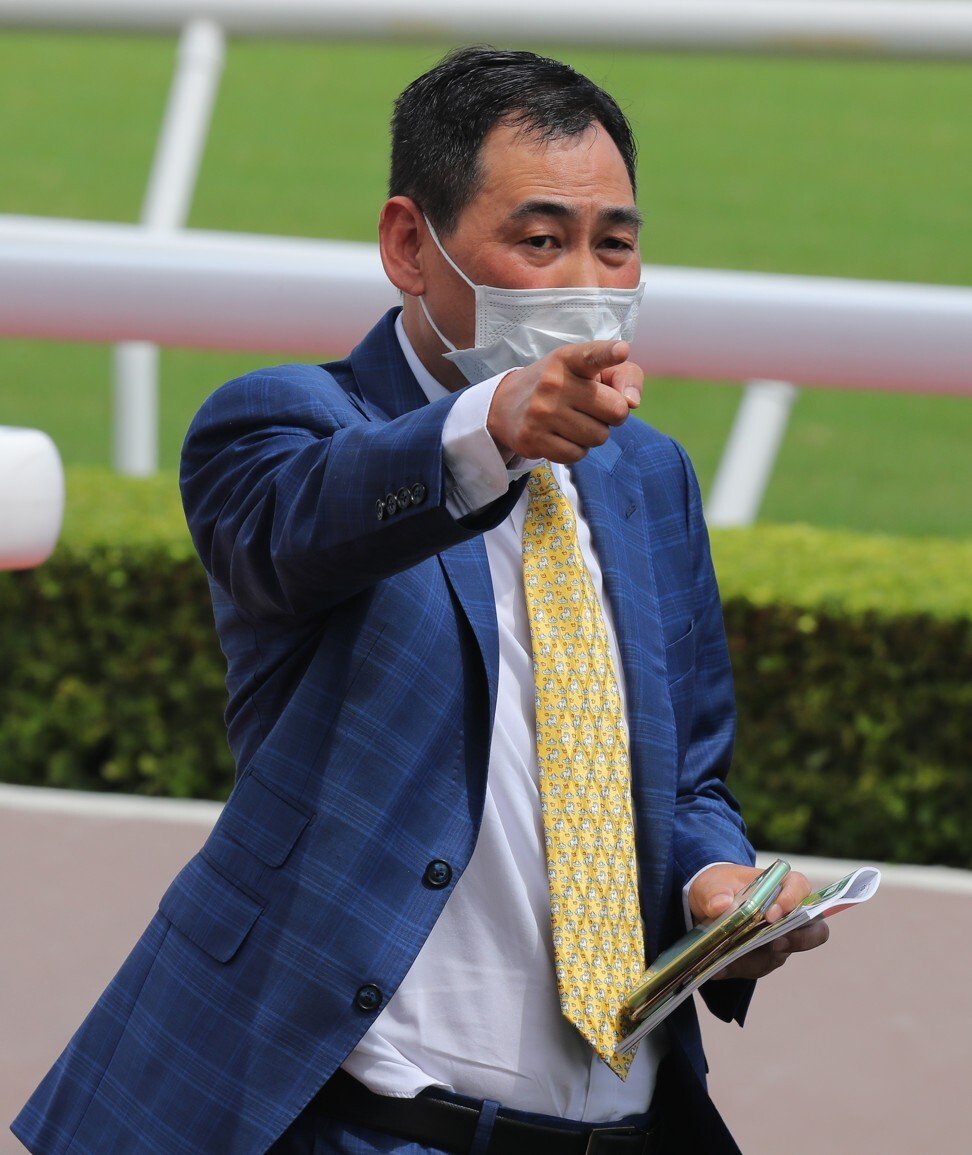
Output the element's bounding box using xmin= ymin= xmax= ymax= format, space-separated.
xmin=379 ymin=197 xmax=426 ymax=296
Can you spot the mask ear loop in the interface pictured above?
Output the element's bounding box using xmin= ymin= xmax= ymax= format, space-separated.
xmin=423 ymin=216 xmax=478 ymax=290
xmin=419 ymin=215 xmax=479 ymax=353
xmin=418 ymin=294 xmax=458 ymax=353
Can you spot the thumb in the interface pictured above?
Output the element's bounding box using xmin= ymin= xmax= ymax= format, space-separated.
xmin=687 ymin=865 xmax=748 ymax=923
xmin=698 ymin=888 xmax=735 ymax=921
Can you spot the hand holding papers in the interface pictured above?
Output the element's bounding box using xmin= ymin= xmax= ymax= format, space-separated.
xmin=617 ymin=861 xmax=882 ymax=1058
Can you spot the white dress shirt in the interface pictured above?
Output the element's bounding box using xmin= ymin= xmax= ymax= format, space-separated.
xmin=343 ymin=318 xmax=673 ymax=1121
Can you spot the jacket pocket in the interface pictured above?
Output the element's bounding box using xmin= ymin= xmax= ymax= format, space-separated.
xmin=158 ymin=854 xmax=263 ymax=963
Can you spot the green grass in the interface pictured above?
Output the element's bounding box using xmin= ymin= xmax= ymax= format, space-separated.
xmin=2 ymin=33 xmax=971 ymax=536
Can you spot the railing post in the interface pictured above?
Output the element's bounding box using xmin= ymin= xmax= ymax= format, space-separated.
xmin=706 ymin=379 xmax=800 ymax=527
xmin=112 ymin=18 xmax=225 ymax=476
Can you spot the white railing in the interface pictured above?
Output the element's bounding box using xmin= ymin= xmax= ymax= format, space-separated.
xmin=3 ymin=1 xmax=972 ymax=58
xmin=3 ymin=216 xmax=971 ymax=528
xmin=113 ymin=19 xmax=224 ymax=476
xmin=4 ymin=217 xmax=969 ymax=393
xmin=0 ymin=218 xmax=396 ymax=354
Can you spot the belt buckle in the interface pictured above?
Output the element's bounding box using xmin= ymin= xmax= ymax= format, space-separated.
xmin=585 ymin=1124 xmax=641 ymax=1154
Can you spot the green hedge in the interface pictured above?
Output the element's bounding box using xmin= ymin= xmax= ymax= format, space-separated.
xmin=1 ymin=470 xmax=970 ymax=868
xmin=725 ymin=601 xmax=971 ymax=868
xmin=1 ymin=544 xmax=235 ymax=799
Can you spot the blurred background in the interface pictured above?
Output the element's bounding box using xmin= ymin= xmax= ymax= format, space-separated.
xmin=2 ymin=18 xmax=971 ymax=530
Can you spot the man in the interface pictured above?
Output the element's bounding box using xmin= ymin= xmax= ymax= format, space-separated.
xmin=13 ymin=48 xmax=826 ymax=1155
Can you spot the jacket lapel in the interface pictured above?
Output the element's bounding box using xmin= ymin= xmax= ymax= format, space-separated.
xmin=348 ymin=309 xmax=501 ymax=732
xmin=438 ymin=542 xmax=500 ymax=729
xmin=348 ymin=307 xmax=428 ymax=422
xmin=573 ymin=438 xmax=679 ymax=960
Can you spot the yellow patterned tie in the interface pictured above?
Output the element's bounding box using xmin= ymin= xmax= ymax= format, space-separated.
xmin=522 ymin=462 xmax=646 ymax=1078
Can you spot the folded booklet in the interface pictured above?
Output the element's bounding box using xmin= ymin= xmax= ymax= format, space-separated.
xmin=616 ymin=862 xmax=882 ymax=1058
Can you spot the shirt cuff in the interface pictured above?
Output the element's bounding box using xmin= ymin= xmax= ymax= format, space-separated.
xmin=681 ymin=862 xmax=734 ymax=931
xmin=440 ymin=372 xmax=541 ymax=517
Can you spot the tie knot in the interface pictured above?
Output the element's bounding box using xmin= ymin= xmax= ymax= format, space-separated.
xmin=527 ymin=462 xmax=559 ymax=499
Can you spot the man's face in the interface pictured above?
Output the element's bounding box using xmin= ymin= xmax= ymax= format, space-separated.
xmin=420 ymin=119 xmax=642 ymax=353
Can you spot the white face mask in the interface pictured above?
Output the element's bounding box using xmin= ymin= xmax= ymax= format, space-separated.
xmin=419 ymin=217 xmax=645 ymax=385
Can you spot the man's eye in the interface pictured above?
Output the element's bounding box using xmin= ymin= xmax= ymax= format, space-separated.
xmin=601 ymin=237 xmax=636 ymax=252
xmin=524 ymin=235 xmax=557 ymax=250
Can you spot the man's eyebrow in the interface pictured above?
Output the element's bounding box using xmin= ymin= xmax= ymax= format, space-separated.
xmin=508 ymin=200 xmax=643 ymax=230
xmin=602 ymin=206 xmax=644 ymax=230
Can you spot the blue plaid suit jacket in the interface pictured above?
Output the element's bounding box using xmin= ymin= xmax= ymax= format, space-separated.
xmin=13 ymin=310 xmax=754 ymax=1155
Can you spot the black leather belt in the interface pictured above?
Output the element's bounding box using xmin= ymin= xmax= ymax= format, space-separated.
xmin=313 ymin=1069 xmax=660 ymax=1154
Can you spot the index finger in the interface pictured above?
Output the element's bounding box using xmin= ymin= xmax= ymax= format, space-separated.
xmin=558 ymin=339 xmax=631 ymax=380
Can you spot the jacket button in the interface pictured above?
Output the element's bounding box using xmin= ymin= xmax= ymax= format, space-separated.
xmin=354 ymin=983 xmax=383 ymax=1012
xmin=410 ymin=482 xmax=427 ymax=505
xmin=423 ymin=860 xmax=452 ymax=889
xmin=375 ymin=499 xmax=386 ymax=521
xmin=396 ymin=486 xmax=412 ymax=510
xmin=385 ymin=493 xmax=398 ymax=517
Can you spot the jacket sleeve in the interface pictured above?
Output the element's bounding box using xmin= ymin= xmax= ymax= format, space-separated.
xmin=669 ymin=439 xmax=757 ymax=1026
xmin=180 ymin=365 xmax=521 ymax=619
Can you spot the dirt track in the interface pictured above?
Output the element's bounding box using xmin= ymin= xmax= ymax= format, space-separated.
xmin=3 ymin=786 xmax=970 ymax=1154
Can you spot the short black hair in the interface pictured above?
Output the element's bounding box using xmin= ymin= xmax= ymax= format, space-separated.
xmin=389 ymin=46 xmax=638 ymax=234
